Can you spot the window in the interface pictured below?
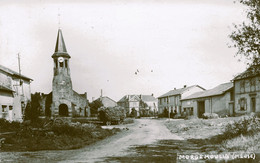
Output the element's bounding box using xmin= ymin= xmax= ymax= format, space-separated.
xmin=164 ymin=98 xmax=166 ymax=102
xmin=240 ymin=81 xmax=245 ymax=93
xmin=250 ymin=79 xmax=256 ymax=92
xmin=2 ymin=105 xmax=7 ymax=112
xmin=65 ymin=60 xmax=68 ymax=68
xmin=59 ymin=62 xmax=64 ymax=68
xmin=9 ymin=106 xmax=13 ymax=110
xmin=54 ymin=59 xmax=58 ymax=68
xmin=239 ymin=98 xmax=247 ymax=111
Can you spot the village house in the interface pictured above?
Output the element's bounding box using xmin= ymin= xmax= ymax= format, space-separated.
xmin=181 ymin=82 xmax=234 ymax=118
xmin=233 ymin=64 xmax=260 ymax=115
xmin=0 ymin=65 xmax=32 ymax=121
xmin=40 ymin=29 xmax=90 ymax=117
xmin=157 ymin=85 xmax=205 ymax=116
xmin=94 ymin=96 xmax=117 ymax=108
xmin=117 ymin=94 xmax=158 ymax=116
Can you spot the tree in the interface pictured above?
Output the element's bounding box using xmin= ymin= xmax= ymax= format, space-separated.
xmin=89 ymin=99 xmax=103 ymax=116
xmin=229 ymin=0 xmax=260 ymax=65
xmin=24 ymin=93 xmax=41 ymax=122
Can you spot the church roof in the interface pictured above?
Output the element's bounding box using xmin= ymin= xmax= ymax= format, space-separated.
xmin=52 ymin=29 xmax=71 ymax=58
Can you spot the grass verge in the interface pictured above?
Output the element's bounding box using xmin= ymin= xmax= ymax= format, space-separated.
xmin=0 ymin=118 xmax=120 ymax=151
xmin=165 ymin=115 xmax=260 ymax=153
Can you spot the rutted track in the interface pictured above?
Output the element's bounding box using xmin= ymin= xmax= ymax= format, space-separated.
xmin=0 ymin=119 xmax=183 ymax=163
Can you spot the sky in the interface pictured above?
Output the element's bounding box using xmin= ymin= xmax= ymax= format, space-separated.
xmin=0 ymin=0 xmax=248 ymax=101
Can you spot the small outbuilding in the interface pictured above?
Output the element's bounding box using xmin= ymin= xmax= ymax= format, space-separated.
xmin=181 ymin=82 xmax=234 ymax=118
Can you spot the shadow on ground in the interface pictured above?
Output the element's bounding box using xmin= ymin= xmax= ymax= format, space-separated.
xmin=102 ymin=138 xmax=260 ymax=163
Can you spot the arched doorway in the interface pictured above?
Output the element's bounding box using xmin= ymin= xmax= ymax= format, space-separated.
xmin=59 ymin=104 xmax=68 ymax=117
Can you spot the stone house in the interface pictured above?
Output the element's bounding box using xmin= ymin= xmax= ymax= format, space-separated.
xmin=157 ymin=85 xmax=205 ymax=115
xmin=233 ymin=64 xmax=260 ymax=115
xmin=40 ymin=29 xmax=89 ymax=117
xmin=0 ymin=65 xmax=32 ymax=121
xmin=117 ymin=94 xmax=157 ymax=116
xmin=181 ymin=82 xmax=234 ymax=118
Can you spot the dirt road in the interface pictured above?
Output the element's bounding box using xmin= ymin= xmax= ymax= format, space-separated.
xmin=0 ymin=119 xmax=183 ymax=163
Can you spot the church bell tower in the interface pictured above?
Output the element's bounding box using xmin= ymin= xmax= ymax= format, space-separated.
xmin=52 ymin=29 xmax=73 ymax=117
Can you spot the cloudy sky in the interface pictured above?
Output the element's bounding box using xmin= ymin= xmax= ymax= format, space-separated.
xmin=0 ymin=0 xmax=248 ymax=101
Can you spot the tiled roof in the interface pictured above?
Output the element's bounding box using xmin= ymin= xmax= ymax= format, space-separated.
xmin=117 ymin=95 xmax=157 ymax=103
xmin=118 ymin=95 xmax=139 ymax=103
xmin=233 ymin=64 xmax=260 ymax=80
xmin=0 ymin=65 xmax=32 ymax=81
xmin=182 ymin=82 xmax=233 ymax=100
xmin=158 ymin=85 xmax=205 ymax=98
xmin=96 ymin=96 xmax=117 ymax=103
xmin=182 ymin=91 xmax=205 ymax=100
xmin=141 ymin=95 xmax=157 ymax=102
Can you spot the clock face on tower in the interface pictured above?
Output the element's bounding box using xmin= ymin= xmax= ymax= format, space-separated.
xmin=58 ymin=57 xmax=64 ymax=62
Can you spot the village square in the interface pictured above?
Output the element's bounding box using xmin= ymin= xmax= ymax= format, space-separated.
xmin=0 ymin=0 xmax=260 ymax=162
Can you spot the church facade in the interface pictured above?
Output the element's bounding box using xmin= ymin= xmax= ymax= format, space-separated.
xmin=42 ymin=29 xmax=90 ymax=117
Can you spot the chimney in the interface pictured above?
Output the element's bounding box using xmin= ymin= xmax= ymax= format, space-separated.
xmin=151 ymin=93 xmax=154 ymax=96
xmin=139 ymin=94 xmax=142 ymax=100
xmin=174 ymin=88 xmax=176 ymax=90
xmin=101 ymin=89 xmax=103 ymax=97
xmin=184 ymin=85 xmax=187 ymax=88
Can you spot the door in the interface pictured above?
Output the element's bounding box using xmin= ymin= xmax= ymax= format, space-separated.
xmin=198 ymin=101 xmax=205 ymax=118
xmin=251 ymin=97 xmax=256 ymax=112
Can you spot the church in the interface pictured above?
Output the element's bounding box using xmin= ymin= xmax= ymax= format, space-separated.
xmin=41 ymin=29 xmax=90 ymax=117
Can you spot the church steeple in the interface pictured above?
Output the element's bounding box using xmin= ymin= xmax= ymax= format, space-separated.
xmin=52 ymin=29 xmax=71 ymax=58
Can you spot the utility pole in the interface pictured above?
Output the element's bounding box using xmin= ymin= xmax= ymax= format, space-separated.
xmin=17 ymin=53 xmax=24 ymax=95
xmin=168 ymin=96 xmax=170 ymax=119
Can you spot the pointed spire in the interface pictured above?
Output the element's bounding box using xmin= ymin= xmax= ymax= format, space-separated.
xmin=52 ymin=29 xmax=71 ymax=58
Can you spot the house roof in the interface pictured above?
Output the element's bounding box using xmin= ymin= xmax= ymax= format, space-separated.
xmin=158 ymin=85 xmax=205 ymax=98
xmin=140 ymin=95 xmax=157 ymax=102
xmin=96 ymin=96 xmax=117 ymax=103
xmin=0 ymin=65 xmax=32 ymax=81
xmin=118 ymin=95 xmax=137 ymax=103
xmin=182 ymin=82 xmax=233 ymax=100
xmin=0 ymin=85 xmax=14 ymax=92
xmin=117 ymin=95 xmax=157 ymax=103
xmin=233 ymin=64 xmax=260 ymax=80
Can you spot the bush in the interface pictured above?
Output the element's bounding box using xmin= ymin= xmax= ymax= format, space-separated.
xmin=51 ymin=122 xmax=98 ymax=136
xmin=0 ymin=119 xmax=21 ymax=132
xmin=223 ymin=115 xmax=260 ymax=139
xmin=98 ymin=106 xmax=125 ymax=124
